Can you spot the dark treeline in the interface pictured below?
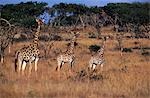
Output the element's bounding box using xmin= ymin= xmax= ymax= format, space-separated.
xmin=104 ymin=3 xmax=150 ymax=25
xmin=1 ymin=2 xmax=47 ymax=28
xmin=0 ymin=1 xmax=149 ymax=28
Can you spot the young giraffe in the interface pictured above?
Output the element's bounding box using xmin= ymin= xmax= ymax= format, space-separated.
xmin=56 ymin=31 xmax=79 ymax=71
xmin=89 ymin=36 xmax=108 ymax=71
xmin=15 ymin=18 xmax=43 ymax=75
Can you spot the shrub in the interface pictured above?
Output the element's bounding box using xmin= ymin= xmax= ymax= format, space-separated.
xmin=134 ymin=41 xmax=139 ymax=45
xmin=122 ymin=48 xmax=133 ymax=52
xmin=88 ymin=32 xmax=96 ymax=38
xmin=132 ymin=47 xmax=150 ymax=50
xmin=50 ymin=34 xmax=62 ymax=41
xmin=141 ymin=51 xmax=150 ymax=56
xmin=39 ymin=35 xmax=49 ymax=41
xmin=13 ymin=34 xmax=28 ymax=42
xmin=67 ymin=42 xmax=78 ymax=47
xmin=89 ymin=45 xmax=100 ymax=52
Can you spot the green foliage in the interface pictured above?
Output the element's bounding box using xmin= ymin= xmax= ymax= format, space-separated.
xmin=1 ymin=1 xmax=47 ymax=28
xmin=47 ymin=3 xmax=102 ymax=26
xmin=104 ymin=2 xmax=150 ymax=25
xmin=89 ymin=45 xmax=100 ymax=53
xmin=51 ymin=3 xmax=102 ymax=16
xmin=141 ymin=51 xmax=150 ymax=56
xmin=1 ymin=2 xmax=149 ymax=27
xmin=48 ymin=2 xmax=150 ymax=26
xmin=122 ymin=48 xmax=133 ymax=52
xmin=88 ymin=32 xmax=97 ymax=38
xmin=52 ymin=3 xmax=90 ymax=15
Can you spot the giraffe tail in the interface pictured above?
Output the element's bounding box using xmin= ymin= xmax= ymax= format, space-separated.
xmin=14 ymin=50 xmax=20 ymax=72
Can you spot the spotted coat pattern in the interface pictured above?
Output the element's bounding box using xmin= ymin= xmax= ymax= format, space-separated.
xmin=56 ymin=32 xmax=79 ymax=71
xmin=89 ymin=37 xmax=107 ymax=71
xmin=15 ymin=18 xmax=43 ymax=74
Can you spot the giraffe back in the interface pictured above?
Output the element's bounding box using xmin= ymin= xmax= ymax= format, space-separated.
xmin=15 ymin=18 xmax=43 ymax=62
xmin=17 ymin=44 xmax=39 ymax=62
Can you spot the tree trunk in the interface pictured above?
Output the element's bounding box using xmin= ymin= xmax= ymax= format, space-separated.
xmin=8 ymin=44 xmax=11 ymax=53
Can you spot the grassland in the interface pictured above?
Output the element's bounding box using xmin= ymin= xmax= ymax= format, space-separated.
xmin=0 ymin=27 xmax=149 ymax=98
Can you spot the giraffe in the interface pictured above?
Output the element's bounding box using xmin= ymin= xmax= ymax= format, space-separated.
xmin=89 ymin=36 xmax=108 ymax=71
xmin=15 ymin=18 xmax=43 ymax=75
xmin=56 ymin=31 xmax=79 ymax=71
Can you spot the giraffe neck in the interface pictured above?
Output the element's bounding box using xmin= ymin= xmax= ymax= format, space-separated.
xmin=67 ymin=36 xmax=76 ymax=54
xmin=33 ymin=25 xmax=40 ymax=46
xmin=98 ymin=41 xmax=105 ymax=57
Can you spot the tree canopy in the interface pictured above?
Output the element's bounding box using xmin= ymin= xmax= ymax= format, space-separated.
xmin=1 ymin=1 xmax=47 ymax=28
xmin=103 ymin=2 xmax=150 ymax=25
xmin=1 ymin=2 xmax=149 ymax=27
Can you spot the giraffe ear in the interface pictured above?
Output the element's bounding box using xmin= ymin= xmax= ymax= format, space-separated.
xmin=36 ymin=18 xmax=44 ymax=25
xmin=71 ymin=31 xmax=74 ymax=34
xmin=36 ymin=19 xmax=38 ymax=22
xmin=76 ymin=32 xmax=80 ymax=34
xmin=76 ymin=32 xmax=80 ymax=37
xmin=40 ymin=19 xmax=44 ymax=24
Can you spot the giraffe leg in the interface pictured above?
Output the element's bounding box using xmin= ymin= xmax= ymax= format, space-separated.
xmin=57 ymin=61 xmax=63 ymax=78
xmin=58 ymin=62 xmax=64 ymax=71
xmin=70 ymin=60 xmax=74 ymax=69
xmin=57 ymin=60 xmax=62 ymax=71
xmin=35 ymin=57 xmax=39 ymax=72
xmin=69 ymin=62 xmax=72 ymax=72
xmin=56 ymin=66 xmax=58 ymax=71
xmin=8 ymin=44 xmax=11 ymax=53
xmin=89 ymin=62 xmax=93 ymax=70
xmin=18 ymin=59 xmax=22 ymax=73
xmin=60 ymin=62 xmax=64 ymax=69
xmin=101 ymin=63 xmax=104 ymax=72
xmin=92 ymin=64 xmax=97 ymax=71
xmin=1 ymin=57 xmax=4 ymax=64
xmin=29 ymin=61 xmax=32 ymax=76
xmin=22 ymin=61 xmax=27 ymax=75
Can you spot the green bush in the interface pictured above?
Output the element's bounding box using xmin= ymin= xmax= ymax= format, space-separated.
xmin=89 ymin=45 xmax=100 ymax=52
xmin=88 ymin=32 xmax=96 ymax=38
xmin=122 ymin=48 xmax=133 ymax=52
xmin=141 ymin=51 xmax=150 ymax=56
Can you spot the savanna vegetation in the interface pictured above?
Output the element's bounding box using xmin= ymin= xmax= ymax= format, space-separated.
xmin=0 ymin=1 xmax=150 ymax=98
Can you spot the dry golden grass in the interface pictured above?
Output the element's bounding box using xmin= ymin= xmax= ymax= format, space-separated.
xmin=0 ymin=28 xmax=150 ymax=98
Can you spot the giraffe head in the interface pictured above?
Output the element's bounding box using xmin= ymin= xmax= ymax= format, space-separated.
xmin=36 ymin=18 xmax=44 ymax=26
xmin=102 ymin=36 xmax=109 ymax=41
xmin=71 ymin=31 xmax=80 ymax=38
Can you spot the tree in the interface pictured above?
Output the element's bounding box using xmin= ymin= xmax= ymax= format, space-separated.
xmin=1 ymin=1 xmax=47 ymax=28
xmin=46 ymin=3 xmax=103 ymax=27
xmin=0 ymin=18 xmax=15 ymax=63
xmin=103 ymin=2 xmax=150 ymax=25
